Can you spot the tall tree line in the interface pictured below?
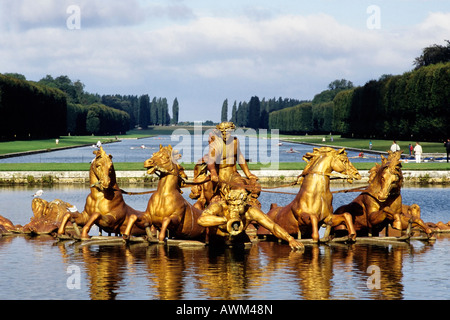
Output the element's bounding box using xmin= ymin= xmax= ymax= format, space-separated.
xmin=41 ymin=75 xmax=177 ymax=131
xmin=269 ymin=42 xmax=450 ymax=139
xmin=224 ymin=96 xmax=306 ymax=129
xmin=270 ymin=62 xmax=450 ymax=140
xmin=333 ymin=62 xmax=450 ymax=140
xmin=39 ymin=75 xmax=130 ymax=135
xmin=268 ymin=79 xmax=353 ymax=134
xmin=0 ymin=73 xmax=180 ymax=140
xmin=0 ymin=73 xmax=67 ymax=140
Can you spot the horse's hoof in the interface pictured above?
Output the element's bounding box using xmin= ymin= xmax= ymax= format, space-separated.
xmin=56 ymin=234 xmax=73 ymax=240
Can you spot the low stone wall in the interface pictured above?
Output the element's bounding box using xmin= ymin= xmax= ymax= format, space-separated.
xmin=1 ymin=170 xmax=449 ymax=186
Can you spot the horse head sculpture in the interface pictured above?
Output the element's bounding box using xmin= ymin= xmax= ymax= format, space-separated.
xmin=366 ymin=151 xmax=403 ymax=202
xmin=300 ymin=147 xmax=361 ymax=183
xmin=144 ymin=145 xmax=186 ymax=181
xmin=90 ymin=146 xmax=116 ymax=191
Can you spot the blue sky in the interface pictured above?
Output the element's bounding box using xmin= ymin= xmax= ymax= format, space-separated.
xmin=1 ymin=0 xmax=450 ymax=122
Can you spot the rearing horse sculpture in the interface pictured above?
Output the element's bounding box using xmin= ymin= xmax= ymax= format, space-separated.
xmin=122 ymin=145 xmax=205 ymax=242
xmin=258 ymin=147 xmax=361 ymax=242
xmin=57 ymin=146 xmax=146 ymax=239
xmin=333 ymin=151 xmax=432 ymax=237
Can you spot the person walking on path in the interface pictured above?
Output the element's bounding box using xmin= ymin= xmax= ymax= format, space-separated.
xmin=444 ymin=138 xmax=450 ymax=163
xmin=414 ymin=142 xmax=423 ymax=163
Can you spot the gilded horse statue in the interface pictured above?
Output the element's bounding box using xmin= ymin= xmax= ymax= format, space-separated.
xmin=258 ymin=147 xmax=361 ymax=242
xmin=57 ymin=146 xmax=146 ymax=239
xmin=332 ymin=151 xmax=432 ymax=237
xmin=122 ymin=145 xmax=206 ymax=242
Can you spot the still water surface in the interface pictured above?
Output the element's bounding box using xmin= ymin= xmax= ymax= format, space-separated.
xmin=0 ymin=135 xmax=380 ymax=164
xmin=0 ymin=185 xmax=449 ymax=300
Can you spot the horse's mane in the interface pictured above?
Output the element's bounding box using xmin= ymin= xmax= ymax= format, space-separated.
xmin=368 ymin=151 xmax=403 ymax=186
xmin=93 ymin=146 xmax=111 ymax=162
xmin=153 ymin=145 xmax=187 ymax=179
xmin=302 ymin=147 xmax=341 ymax=174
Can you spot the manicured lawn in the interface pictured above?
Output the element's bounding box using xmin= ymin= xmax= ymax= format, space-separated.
xmin=0 ymin=134 xmax=152 ymax=155
xmin=0 ymin=125 xmax=216 ymax=156
xmin=279 ymin=135 xmax=446 ymax=154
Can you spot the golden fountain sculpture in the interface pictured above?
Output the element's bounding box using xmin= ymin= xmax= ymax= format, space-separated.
xmin=194 ymin=122 xmax=302 ymax=250
xmin=1 ymin=121 xmax=444 ymax=250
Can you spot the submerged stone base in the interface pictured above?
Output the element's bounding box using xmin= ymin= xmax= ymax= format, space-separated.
xmin=0 ymin=170 xmax=449 ymax=186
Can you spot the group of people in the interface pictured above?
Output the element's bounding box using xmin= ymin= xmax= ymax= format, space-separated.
xmin=391 ymin=140 xmax=424 ymax=163
xmin=391 ymin=139 xmax=450 ymax=163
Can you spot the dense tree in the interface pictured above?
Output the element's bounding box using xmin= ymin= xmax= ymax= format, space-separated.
xmin=229 ymin=96 xmax=306 ymax=128
xmin=332 ymin=89 xmax=353 ymax=134
xmin=230 ymin=101 xmax=237 ymax=123
xmin=312 ymin=79 xmax=354 ymax=105
xmin=221 ymin=99 xmax=228 ymax=123
xmin=269 ymin=102 xmax=313 ymax=134
xmin=328 ymin=79 xmax=354 ymax=91
xmin=150 ymin=97 xmax=158 ymax=125
xmin=138 ymin=94 xmax=150 ymax=128
xmin=85 ymin=103 xmax=129 ymax=135
xmin=247 ymin=96 xmax=260 ymax=129
xmin=332 ymin=62 xmax=450 ymax=140
xmin=413 ymin=40 xmax=450 ymax=69
xmin=0 ymin=73 xmax=177 ymax=141
xmin=3 ymin=73 xmax=26 ymax=81
xmin=236 ymin=101 xmax=248 ymax=127
xmin=101 ymin=94 xmax=139 ymax=129
xmin=312 ymin=101 xmax=333 ymax=133
xmin=156 ymin=97 xmax=170 ymax=125
xmin=0 ymin=74 xmax=67 ymax=140
xmin=172 ymin=98 xmax=179 ymax=125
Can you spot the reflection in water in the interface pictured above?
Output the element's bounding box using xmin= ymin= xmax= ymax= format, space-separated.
xmin=36 ymin=237 xmax=445 ymax=300
xmin=0 ymin=185 xmax=449 ymax=300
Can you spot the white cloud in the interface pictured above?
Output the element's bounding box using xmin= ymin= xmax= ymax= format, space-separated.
xmin=1 ymin=2 xmax=450 ymax=121
xmin=416 ymin=12 xmax=450 ymax=42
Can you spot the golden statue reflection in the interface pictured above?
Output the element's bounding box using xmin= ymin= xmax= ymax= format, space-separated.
xmin=52 ymin=240 xmax=435 ymax=300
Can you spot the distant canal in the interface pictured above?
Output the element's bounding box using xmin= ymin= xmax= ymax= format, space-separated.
xmin=0 ymin=135 xmax=380 ymax=164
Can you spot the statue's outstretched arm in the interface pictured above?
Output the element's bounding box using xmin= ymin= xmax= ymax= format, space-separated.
xmin=247 ymin=207 xmax=303 ymax=250
xmin=197 ymin=203 xmax=227 ymax=227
